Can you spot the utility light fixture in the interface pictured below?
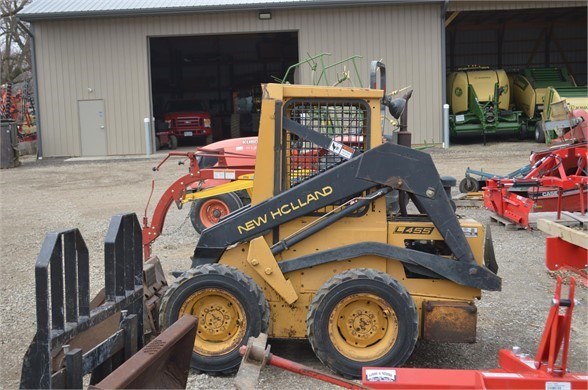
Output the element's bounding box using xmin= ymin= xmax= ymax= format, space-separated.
xmin=258 ymin=10 xmax=272 ymax=20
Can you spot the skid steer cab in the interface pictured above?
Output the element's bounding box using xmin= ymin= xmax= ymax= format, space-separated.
xmin=156 ymin=62 xmax=501 ymax=378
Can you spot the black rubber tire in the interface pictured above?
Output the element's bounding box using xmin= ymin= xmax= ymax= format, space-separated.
xmin=189 ymin=192 xmax=243 ymax=234
xmin=535 ymin=121 xmax=546 ymax=143
xmin=169 ymin=135 xmax=178 ymax=149
xmin=459 ymin=176 xmax=480 ymax=193
xmin=155 ymin=136 xmax=161 ymax=151
xmin=518 ymin=123 xmax=528 ymax=140
xmin=159 ymin=264 xmax=269 ymax=375
xmin=205 ymin=133 xmax=213 ymax=145
xmin=306 ymin=268 xmax=418 ymax=379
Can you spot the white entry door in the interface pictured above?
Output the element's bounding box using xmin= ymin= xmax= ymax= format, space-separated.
xmin=79 ymin=100 xmax=107 ymax=156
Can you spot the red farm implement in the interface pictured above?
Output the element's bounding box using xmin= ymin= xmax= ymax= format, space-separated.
xmin=1 ymin=82 xmax=37 ymax=142
xmin=232 ymin=276 xmax=587 ymax=390
xmin=142 ymin=137 xmax=256 ymax=259
xmin=483 ymin=141 xmax=587 ymax=229
xmin=141 ymin=134 xmax=344 ymax=258
xmin=361 ymin=277 xmax=586 ymax=389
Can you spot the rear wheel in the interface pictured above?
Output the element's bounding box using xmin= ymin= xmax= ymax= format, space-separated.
xmin=190 ymin=192 xmax=243 ymax=233
xmin=535 ymin=122 xmax=545 ymax=143
xmin=159 ymin=264 xmax=269 ymax=375
xmin=307 ymin=268 xmax=418 ymax=379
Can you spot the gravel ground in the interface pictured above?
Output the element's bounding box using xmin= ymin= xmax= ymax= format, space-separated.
xmin=1 ymin=139 xmax=586 ymax=389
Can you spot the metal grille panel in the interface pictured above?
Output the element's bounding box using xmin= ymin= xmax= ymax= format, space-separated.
xmin=283 ymin=99 xmax=370 ymax=188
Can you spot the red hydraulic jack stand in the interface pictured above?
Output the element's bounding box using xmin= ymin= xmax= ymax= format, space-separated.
xmin=362 ymin=276 xmax=587 ymax=389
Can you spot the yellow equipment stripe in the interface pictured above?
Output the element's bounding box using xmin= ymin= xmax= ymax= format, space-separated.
xmin=182 ymin=175 xmax=254 ymax=203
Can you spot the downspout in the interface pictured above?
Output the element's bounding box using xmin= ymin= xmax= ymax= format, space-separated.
xmin=441 ymin=0 xmax=449 ymax=144
xmin=17 ymin=20 xmax=43 ymax=159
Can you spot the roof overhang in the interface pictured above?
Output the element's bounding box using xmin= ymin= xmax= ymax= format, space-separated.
xmin=18 ymin=0 xmax=441 ymax=22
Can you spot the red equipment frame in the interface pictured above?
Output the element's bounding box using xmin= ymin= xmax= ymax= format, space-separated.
xmin=233 ymin=276 xmax=586 ymax=389
xmin=1 ymin=83 xmax=37 ymax=142
xmin=142 ymin=147 xmax=255 ymax=259
xmin=484 ymin=142 xmax=587 ymax=229
xmin=361 ymin=276 xmax=586 ymax=389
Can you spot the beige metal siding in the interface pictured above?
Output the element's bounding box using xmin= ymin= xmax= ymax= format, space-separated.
xmin=35 ymin=4 xmax=443 ymax=156
xmin=448 ymin=1 xmax=585 ymax=11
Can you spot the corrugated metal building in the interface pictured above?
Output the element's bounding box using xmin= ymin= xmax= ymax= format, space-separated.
xmin=18 ymin=0 xmax=587 ymax=157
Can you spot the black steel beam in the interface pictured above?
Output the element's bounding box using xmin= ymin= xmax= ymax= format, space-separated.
xmin=193 ymin=142 xmax=477 ymax=268
xmin=278 ymin=242 xmax=501 ymax=291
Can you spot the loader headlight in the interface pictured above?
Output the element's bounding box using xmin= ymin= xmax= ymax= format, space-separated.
xmin=384 ymin=97 xmax=406 ymax=119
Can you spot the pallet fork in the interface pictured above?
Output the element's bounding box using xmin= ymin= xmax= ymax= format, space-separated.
xmin=20 ymin=213 xmax=197 ymax=389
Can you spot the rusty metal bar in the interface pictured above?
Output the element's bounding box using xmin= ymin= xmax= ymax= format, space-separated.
xmin=235 ymin=334 xmax=366 ymax=390
xmin=90 ymin=315 xmax=197 ymax=389
xmin=268 ymin=353 xmax=366 ymax=389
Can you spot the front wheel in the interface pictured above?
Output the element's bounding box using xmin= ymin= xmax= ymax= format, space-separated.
xmin=169 ymin=135 xmax=178 ymax=149
xmin=205 ymin=133 xmax=213 ymax=145
xmin=307 ymin=268 xmax=418 ymax=378
xmin=459 ymin=176 xmax=480 ymax=193
xmin=159 ymin=264 xmax=269 ymax=375
xmin=189 ymin=192 xmax=243 ymax=233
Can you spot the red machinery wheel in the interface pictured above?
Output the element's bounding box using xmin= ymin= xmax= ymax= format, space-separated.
xmin=190 ymin=193 xmax=243 ymax=234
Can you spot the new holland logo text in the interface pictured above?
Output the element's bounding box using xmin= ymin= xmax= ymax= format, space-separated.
xmin=394 ymin=226 xmax=434 ymax=234
xmin=237 ymin=186 xmax=333 ymax=234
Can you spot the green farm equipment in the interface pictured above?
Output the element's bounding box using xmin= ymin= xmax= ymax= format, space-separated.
xmin=447 ymin=67 xmax=524 ymax=143
xmin=512 ymin=67 xmax=587 ymax=143
xmin=539 ymin=86 xmax=588 ymax=143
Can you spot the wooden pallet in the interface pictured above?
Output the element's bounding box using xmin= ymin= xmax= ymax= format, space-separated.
xmin=528 ymin=212 xmax=587 ymax=230
xmin=489 ymin=214 xmax=525 ymax=231
xmin=453 ymin=191 xmax=484 ymax=208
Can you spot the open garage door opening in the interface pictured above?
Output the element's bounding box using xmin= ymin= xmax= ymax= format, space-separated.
xmin=149 ymin=32 xmax=298 ymax=149
xmin=444 ymin=7 xmax=587 ymax=143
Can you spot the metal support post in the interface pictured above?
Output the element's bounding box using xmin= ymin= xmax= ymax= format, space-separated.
xmin=443 ymin=104 xmax=450 ymax=149
xmin=144 ymin=118 xmax=152 ymax=156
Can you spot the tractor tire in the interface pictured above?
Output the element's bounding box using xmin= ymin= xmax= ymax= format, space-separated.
xmin=169 ymin=135 xmax=178 ymax=150
xmin=155 ymin=136 xmax=161 ymax=151
xmin=307 ymin=268 xmax=418 ymax=379
xmin=190 ymin=192 xmax=243 ymax=234
xmin=518 ymin=123 xmax=528 ymax=140
xmin=205 ymin=133 xmax=213 ymax=145
xmin=535 ymin=122 xmax=546 ymax=143
xmin=159 ymin=264 xmax=269 ymax=375
xmin=459 ymin=176 xmax=480 ymax=193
